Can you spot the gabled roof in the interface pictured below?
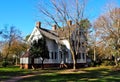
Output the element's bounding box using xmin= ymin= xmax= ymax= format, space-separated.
xmin=38 ymin=27 xmax=59 ymax=41
xmin=37 ymin=24 xmax=77 ymax=40
xmin=28 ymin=21 xmax=82 ymax=43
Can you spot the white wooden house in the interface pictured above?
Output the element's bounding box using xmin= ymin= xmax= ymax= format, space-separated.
xmin=20 ymin=21 xmax=88 ymax=69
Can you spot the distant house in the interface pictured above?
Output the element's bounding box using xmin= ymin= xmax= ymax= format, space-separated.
xmin=20 ymin=21 xmax=88 ymax=69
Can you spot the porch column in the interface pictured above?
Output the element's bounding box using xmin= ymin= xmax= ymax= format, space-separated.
xmin=58 ymin=51 xmax=60 ymax=63
xmin=84 ymin=53 xmax=87 ymax=62
xmin=49 ymin=51 xmax=52 ymax=61
xmin=81 ymin=53 xmax=83 ymax=61
xmin=68 ymin=51 xmax=71 ymax=63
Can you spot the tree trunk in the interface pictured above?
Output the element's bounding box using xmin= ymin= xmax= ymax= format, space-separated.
xmin=16 ymin=57 xmax=18 ymax=65
xmin=68 ymin=28 xmax=76 ymax=70
xmin=115 ymin=57 xmax=118 ymax=66
xmin=93 ymin=47 xmax=96 ymax=61
xmin=70 ymin=48 xmax=76 ymax=70
xmin=5 ymin=42 xmax=11 ymax=61
xmin=41 ymin=59 xmax=44 ymax=69
xmin=31 ymin=58 xmax=35 ymax=70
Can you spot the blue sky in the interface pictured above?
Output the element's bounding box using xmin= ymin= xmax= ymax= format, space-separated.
xmin=0 ymin=0 xmax=120 ymax=38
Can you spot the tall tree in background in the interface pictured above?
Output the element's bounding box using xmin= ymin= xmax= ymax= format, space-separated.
xmin=94 ymin=7 xmax=120 ymax=66
xmin=38 ymin=0 xmax=90 ymax=69
xmin=1 ymin=26 xmax=22 ymax=61
xmin=88 ymin=27 xmax=103 ymax=62
xmin=87 ymin=27 xmax=97 ymax=61
xmin=29 ymin=38 xmax=49 ymax=69
xmin=10 ymin=40 xmax=29 ymax=65
xmin=2 ymin=40 xmax=29 ymax=65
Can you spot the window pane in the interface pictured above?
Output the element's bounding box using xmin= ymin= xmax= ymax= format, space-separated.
xmin=77 ymin=53 xmax=81 ymax=59
xmin=55 ymin=52 xmax=57 ymax=59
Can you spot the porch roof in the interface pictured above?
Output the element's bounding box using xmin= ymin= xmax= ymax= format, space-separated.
xmin=21 ymin=51 xmax=30 ymax=58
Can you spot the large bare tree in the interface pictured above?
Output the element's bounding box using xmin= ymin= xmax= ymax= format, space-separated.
xmin=38 ymin=0 xmax=90 ymax=69
xmin=94 ymin=6 xmax=120 ymax=65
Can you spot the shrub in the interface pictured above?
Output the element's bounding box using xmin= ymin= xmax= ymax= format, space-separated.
xmin=0 ymin=62 xmax=2 ymax=67
xmin=89 ymin=61 xmax=95 ymax=67
xmin=88 ymin=60 xmax=102 ymax=67
xmin=2 ymin=60 xmax=9 ymax=67
xmin=101 ymin=60 xmax=115 ymax=66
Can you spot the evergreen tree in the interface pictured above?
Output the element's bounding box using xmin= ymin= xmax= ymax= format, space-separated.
xmin=29 ymin=38 xmax=49 ymax=69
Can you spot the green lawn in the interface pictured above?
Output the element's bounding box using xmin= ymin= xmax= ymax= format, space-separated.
xmin=1 ymin=66 xmax=120 ymax=82
xmin=18 ymin=66 xmax=120 ymax=82
xmin=0 ymin=66 xmax=32 ymax=81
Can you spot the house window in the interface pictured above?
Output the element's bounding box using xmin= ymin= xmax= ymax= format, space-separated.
xmin=55 ymin=52 xmax=57 ymax=59
xmin=83 ymin=53 xmax=85 ymax=60
xmin=77 ymin=53 xmax=81 ymax=59
xmin=51 ymin=52 xmax=57 ymax=59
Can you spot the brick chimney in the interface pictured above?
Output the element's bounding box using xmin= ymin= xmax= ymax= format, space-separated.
xmin=36 ymin=21 xmax=41 ymax=28
xmin=67 ymin=20 xmax=72 ymax=26
xmin=52 ymin=25 xmax=57 ymax=31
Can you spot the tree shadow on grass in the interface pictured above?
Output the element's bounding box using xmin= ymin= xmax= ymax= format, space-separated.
xmin=0 ymin=66 xmax=32 ymax=81
xmin=19 ymin=68 xmax=120 ymax=82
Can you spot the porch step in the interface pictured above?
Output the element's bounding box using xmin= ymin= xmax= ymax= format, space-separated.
xmin=60 ymin=64 xmax=68 ymax=68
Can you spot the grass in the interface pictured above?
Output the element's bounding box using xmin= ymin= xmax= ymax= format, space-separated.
xmin=18 ymin=66 xmax=120 ymax=82
xmin=0 ymin=66 xmax=32 ymax=81
xmin=1 ymin=66 xmax=120 ymax=82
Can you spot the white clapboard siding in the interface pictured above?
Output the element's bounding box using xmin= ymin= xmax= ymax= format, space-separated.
xmin=20 ymin=58 xmax=29 ymax=64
